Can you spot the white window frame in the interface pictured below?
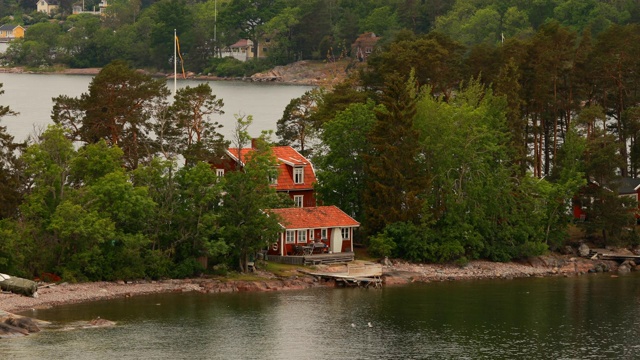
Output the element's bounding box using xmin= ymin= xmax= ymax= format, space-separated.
xmin=321 ymin=228 xmax=327 ymax=240
xmin=216 ymin=168 xmax=224 ymax=177
xmin=293 ymin=167 xmax=304 ymax=184
xmin=298 ymin=230 xmax=307 ymax=243
xmin=286 ymin=230 xmax=295 ymax=244
xmin=294 ymin=195 xmax=303 ymax=208
xmin=341 ymin=228 xmax=350 ymax=240
xmin=309 ymin=229 xmax=315 ymax=240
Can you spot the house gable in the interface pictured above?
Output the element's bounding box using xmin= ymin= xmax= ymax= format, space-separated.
xmin=0 ymin=25 xmax=25 ymax=39
xmin=217 ymin=143 xmax=317 ymax=207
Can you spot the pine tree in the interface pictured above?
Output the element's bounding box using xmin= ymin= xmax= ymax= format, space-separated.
xmin=363 ymin=71 xmax=428 ymax=235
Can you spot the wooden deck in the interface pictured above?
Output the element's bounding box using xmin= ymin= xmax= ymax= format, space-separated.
xmin=590 ymin=249 xmax=640 ymax=263
xmin=304 ymin=262 xmax=383 ymax=288
xmin=266 ymin=252 xmax=355 ymax=265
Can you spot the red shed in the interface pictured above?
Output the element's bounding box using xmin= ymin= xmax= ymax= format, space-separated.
xmin=266 ymin=206 xmax=360 ymax=256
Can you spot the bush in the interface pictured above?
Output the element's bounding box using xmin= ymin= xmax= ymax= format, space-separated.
xmin=368 ymin=232 xmax=397 ymax=258
xmin=205 ymin=57 xmax=274 ymax=77
xmin=172 ymin=258 xmax=204 ymax=278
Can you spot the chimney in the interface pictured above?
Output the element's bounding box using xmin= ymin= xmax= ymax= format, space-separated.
xmin=251 ymin=138 xmax=257 ymax=149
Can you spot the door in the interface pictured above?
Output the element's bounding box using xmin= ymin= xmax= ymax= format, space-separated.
xmin=331 ymin=228 xmax=343 ymax=253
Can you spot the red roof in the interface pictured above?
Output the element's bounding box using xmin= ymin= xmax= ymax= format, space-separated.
xmin=230 ymin=39 xmax=250 ymax=48
xmin=268 ymin=206 xmax=360 ymax=229
xmin=226 ymin=146 xmax=316 ymax=191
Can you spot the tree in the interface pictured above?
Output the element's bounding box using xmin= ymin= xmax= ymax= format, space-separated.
xmin=164 ymin=83 xmax=226 ymax=166
xmin=0 ymin=83 xmax=24 ymax=219
xmin=221 ymin=0 xmax=283 ymax=60
xmin=364 ymin=31 xmax=465 ymax=101
xmin=315 ymin=100 xmax=378 ymax=224
xmin=219 ymin=136 xmax=283 ymax=272
xmin=575 ymin=105 xmax=634 ymax=245
xmin=52 ymin=60 xmax=170 ymax=169
xmin=363 ymin=71 xmax=427 ymax=235
xmin=276 ymin=88 xmax=320 ymax=156
xmin=146 ymin=0 xmax=194 ymax=70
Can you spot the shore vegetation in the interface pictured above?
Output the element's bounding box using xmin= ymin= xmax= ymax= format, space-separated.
xmin=2 ymin=1 xmax=640 ymax=284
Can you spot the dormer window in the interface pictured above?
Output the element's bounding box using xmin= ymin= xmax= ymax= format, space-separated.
xmin=293 ymin=166 xmax=304 ymax=184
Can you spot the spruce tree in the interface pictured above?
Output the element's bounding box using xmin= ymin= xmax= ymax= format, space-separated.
xmin=363 ymin=71 xmax=427 ymax=236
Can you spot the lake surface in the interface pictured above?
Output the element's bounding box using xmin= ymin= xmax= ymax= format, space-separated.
xmin=0 ymin=73 xmax=313 ymax=142
xmin=2 ymin=273 xmax=640 ymax=359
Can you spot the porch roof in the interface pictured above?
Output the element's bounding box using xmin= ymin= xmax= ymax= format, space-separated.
xmin=267 ymin=206 xmax=359 ymax=229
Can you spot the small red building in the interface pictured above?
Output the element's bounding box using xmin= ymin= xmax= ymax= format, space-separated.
xmin=266 ymin=206 xmax=360 ymax=257
xmin=212 ymin=141 xmax=317 ymax=207
xmin=572 ymin=178 xmax=640 ymax=221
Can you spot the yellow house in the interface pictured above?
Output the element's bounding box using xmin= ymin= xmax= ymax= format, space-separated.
xmin=0 ymin=25 xmax=25 ymax=40
xmin=37 ymin=0 xmax=59 ymax=15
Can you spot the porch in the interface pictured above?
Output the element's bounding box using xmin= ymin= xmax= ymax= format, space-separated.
xmin=266 ymin=252 xmax=355 ymax=265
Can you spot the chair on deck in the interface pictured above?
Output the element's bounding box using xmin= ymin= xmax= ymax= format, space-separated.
xmin=292 ymin=245 xmax=304 ymax=256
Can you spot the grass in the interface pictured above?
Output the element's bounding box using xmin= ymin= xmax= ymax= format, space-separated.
xmin=260 ymin=261 xmax=307 ymax=277
xmin=354 ymin=246 xmax=378 ymax=262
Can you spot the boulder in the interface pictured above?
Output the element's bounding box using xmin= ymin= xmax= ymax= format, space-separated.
xmin=0 ymin=322 xmax=29 ymax=338
xmin=88 ymin=317 xmax=116 ymax=327
xmin=4 ymin=317 xmax=40 ymax=333
xmin=591 ymin=262 xmax=610 ymax=273
xmin=562 ymin=246 xmax=577 ymax=256
xmin=578 ymin=243 xmax=590 ymax=257
xmin=618 ymin=263 xmax=631 ymax=274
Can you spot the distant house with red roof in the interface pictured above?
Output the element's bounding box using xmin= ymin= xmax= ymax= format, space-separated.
xmin=212 ymin=140 xmax=317 ymax=207
xmin=219 ymin=38 xmax=271 ymax=62
xmin=352 ymin=32 xmax=380 ymax=62
xmin=266 ymin=206 xmax=359 ymax=257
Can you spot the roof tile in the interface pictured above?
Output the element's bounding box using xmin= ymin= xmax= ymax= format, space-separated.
xmin=267 ymin=206 xmax=359 ymax=229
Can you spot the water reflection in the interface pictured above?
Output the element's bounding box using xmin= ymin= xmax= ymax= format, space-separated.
xmin=3 ymin=274 xmax=640 ymax=359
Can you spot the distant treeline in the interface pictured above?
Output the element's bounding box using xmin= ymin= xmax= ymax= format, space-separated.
xmin=1 ymin=0 xmax=639 ymax=74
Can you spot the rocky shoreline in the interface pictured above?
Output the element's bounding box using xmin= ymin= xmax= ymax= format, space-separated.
xmin=0 ymin=60 xmax=350 ymax=87
xmin=0 ymin=253 xmax=625 ymax=316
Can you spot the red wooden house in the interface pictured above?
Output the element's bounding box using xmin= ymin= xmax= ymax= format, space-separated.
xmin=266 ymin=206 xmax=360 ymax=257
xmin=212 ymin=140 xmax=317 ymax=207
xmin=573 ymin=178 xmax=640 ymax=221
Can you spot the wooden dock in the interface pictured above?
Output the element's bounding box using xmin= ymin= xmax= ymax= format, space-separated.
xmin=590 ymin=249 xmax=640 ymax=263
xmin=266 ymin=252 xmax=355 ymax=265
xmin=304 ymin=262 xmax=383 ymax=289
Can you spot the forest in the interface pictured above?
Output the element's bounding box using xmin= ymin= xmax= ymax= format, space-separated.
xmin=2 ymin=0 xmax=640 ymax=281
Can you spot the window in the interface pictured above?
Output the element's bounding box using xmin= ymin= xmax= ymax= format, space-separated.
xmin=294 ymin=195 xmax=303 ymax=208
xmin=216 ymin=168 xmax=224 ymax=177
xmin=321 ymin=228 xmax=327 ymax=239
xmin=293 ymin=167 xmax=304 ymax=184
xmin=341 ymin=228 xmax=350 ymax=240
xmin=298 ymin=230 xmax=307 ymax=243
xmin=309 ymin=230 xmax=314 ymax=240
xmin=286 ymin=230 xmax=295 ymax=244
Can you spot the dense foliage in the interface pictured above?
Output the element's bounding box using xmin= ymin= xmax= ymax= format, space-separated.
xmin=4 ymin=0 xmax=640 ymax=280
xmin=2 ymin=0 xmax=640 ymax=74
xmin=0 ymin=62 xmax=285 ymax=280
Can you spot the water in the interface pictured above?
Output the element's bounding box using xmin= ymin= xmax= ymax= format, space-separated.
xmin=2 ymin=274 xmax=640 ymax=359
xmin=0 ymin=73 xmax=313 ymax=142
